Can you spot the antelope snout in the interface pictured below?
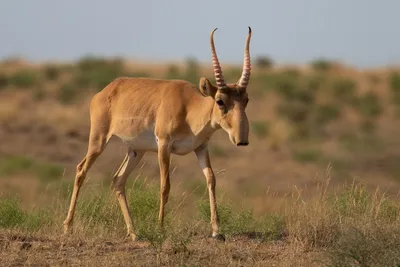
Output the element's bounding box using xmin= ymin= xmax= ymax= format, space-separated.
xmin=236 ymin=141 xmax=249 ymax=146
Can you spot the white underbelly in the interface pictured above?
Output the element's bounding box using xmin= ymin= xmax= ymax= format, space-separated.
xmin=117 ymin=130 xmax=158 ymax=151
xmin=116 ymin=131 xmax=205 ymax=155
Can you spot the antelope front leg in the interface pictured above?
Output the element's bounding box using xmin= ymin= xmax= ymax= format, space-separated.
xmin=195 ymin=144 xmax=224 ymax=241
xmin=157 ymin=139 xmax=171 ymax=227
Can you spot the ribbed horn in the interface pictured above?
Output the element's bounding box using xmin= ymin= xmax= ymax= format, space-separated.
xmin=237 ymin=26 xmax=252 ymax=88
xmin=210 ymin=28 xmax=226 ymax=88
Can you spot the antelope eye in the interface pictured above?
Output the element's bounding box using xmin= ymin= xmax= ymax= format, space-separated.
xmin=216 ymin=99 xmax=224 ymax=107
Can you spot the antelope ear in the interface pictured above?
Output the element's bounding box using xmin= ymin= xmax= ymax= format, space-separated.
xmin=199 ymin=77 xmax=218 ymax=98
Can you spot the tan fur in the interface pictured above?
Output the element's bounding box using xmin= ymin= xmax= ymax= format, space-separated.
xmin=63 ymin=28 xmax=252 ymax=240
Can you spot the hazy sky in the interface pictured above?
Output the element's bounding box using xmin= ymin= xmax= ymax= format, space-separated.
xmin=1 ymin=0 xmax=399 ymax=68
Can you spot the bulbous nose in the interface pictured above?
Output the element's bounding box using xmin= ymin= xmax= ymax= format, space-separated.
xmin=237 ymin=141 xmax=249 ymax=146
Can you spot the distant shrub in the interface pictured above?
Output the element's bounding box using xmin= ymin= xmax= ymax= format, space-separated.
xmin=74 ymin=56 xmax=125 ymax=90
xmin=295 ymin=89 xmax=315 ymax=105
xmin=0 ymin=155 xmax=33 ymax=176
xmin=43 ymin=64 xmax=61 ymax=81
xmin=305 ymin=75 xmax=326 ymax=92
xmin=0 ymin=73 xmax=9 ymax=89
xmin=255 ymin=56 xmax=274 ymax=69
xmin=0 ymin=155 xmax=63 ymax=182
xmin=183 ymin=57 xmax=200 ymax=84
xmin=10 ymin=69 xmax=38 ymax=88
xmin=276 ymin=75 xmax=298 ymax=100
xmin=32 ymin=87 xmax=46 ymax=101
xmin=354 ymin=92 xmax=382 ymax=118
xmin=278 ymin=102 xmax=310 ymax=124
xmin=165 ymin=64 xmax=181 ymax=79
xmin=390 ymin=72 xmax=400 ymax=93
xmin=251 ymin=121 xmax=269 ymax=138
xmin=359 ymin=119 xmax=376 ymax=134
xmin=315 ymin=104 xmax=341 ymax=124
xmin=389 ymin=73 xmax=400 ymax=117
xmin=35 ymin=163 xmax=63 ymax=182
xmin=331 ymin=78 xmax=357 ymax=103
xmin=282 ymin=68 xmax=300 ymax=79
xmin=310 ymin=58 xmax=333 ymax=72
xmin=58 ymin=84 xmax=78 ymax=104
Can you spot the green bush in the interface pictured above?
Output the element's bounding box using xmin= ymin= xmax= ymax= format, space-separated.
xmin=0 ymin=155 xmax=33 ymax=176
xmin=35 ymin=164 xmax=63 ymax=182
xmin=310 ymin=58 xmax=333 ymax=72
xmin=165 ymin=64 xmax=181 ymax=79
xmin=74 ymin=56 xmax=125 ymax=90
xmin=315 ymin=104 xmax=341 ymax=124
xmin=390 ymin=72 xmax=400 ymax=93
xmin=32 ymin=87 xmax=46 ymax=101
xmin=0 ymin=155 xmax=63 ymax=182
xmin=354 ymin=92 xmax=382 ymax=118
xmin=255 ymin=56 xmax=274 ymax=69
xmin=0 ymin=72 xmax=9 ymax=89
xmin=359 ymin=119 xmax=376 ymax=134
xmin=183 ymin=57 xmax=199 ymax=84
xmin=278 ymin=101 xmax=311 ymax=124
xmin=276 ymin=77 xmax=298 ymax=100
xmin=10 ymin=69 xmax=38 ymax=88
xmin=58 ymin=84 xmax=78 ymax=104
xmin=43 ymin=65 xmax=61 ymax=81
xmin=330 ymin=78 xmax=357 ymax=103
xmin=305 ymin=74 xmax=326 ymax=92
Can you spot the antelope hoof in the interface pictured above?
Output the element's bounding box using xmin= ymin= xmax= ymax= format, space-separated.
xmin=127 ymin=232 xmax=139 ymax=242
xmin=63 ymin=222 xmax=72 ymax=235
xmin=212 ymin=233 xmax=225 ymax=242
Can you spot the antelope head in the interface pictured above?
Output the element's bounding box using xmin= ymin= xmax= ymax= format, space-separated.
xmin=199 ymin=27 xmax=252 ymax=146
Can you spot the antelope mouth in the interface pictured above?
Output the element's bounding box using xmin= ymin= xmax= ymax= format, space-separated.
xmin=236 ymin=141 xmax=249 ymax=146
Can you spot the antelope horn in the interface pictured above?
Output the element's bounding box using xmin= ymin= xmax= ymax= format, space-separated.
xmin=237 ymin=26 xmax=252 ymax=88
xmin=210 ymin=28 xmax=226 ymax=88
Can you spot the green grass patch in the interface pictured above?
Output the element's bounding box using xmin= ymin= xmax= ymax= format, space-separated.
xmin=0 ymin=196 xmax=54 ymax=231
xmin=0 ymin=155 xmax=63 ymax=182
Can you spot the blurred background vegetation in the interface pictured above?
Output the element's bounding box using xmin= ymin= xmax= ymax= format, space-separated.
xmin=1 ymin=55 xmax=400 ymax=214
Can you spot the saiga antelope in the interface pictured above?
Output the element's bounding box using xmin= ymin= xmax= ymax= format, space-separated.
xmin=63 ymin=27 xmax=252 ymax=241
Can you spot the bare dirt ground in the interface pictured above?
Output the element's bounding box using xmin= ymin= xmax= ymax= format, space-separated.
xmin=0 ymin=231 xmax=323 ymax=267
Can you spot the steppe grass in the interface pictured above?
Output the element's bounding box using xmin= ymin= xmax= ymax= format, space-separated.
xmin=1 ymin=171 xmax=400 ymax=266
